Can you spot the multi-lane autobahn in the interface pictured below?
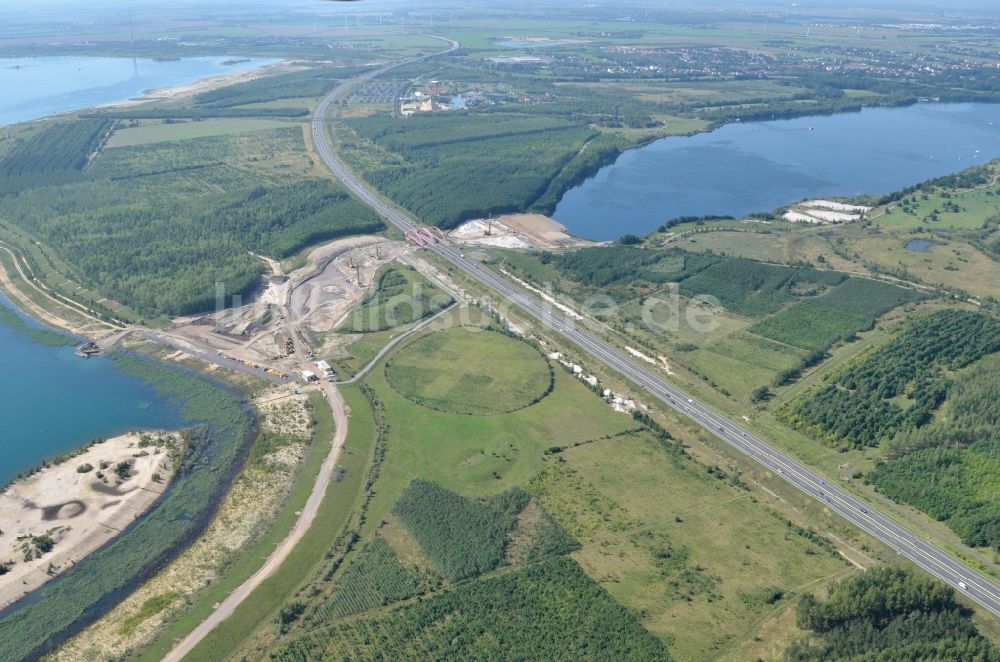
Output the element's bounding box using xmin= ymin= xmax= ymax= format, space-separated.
xmin=311 ymin=39 xmax=1000 ymax=619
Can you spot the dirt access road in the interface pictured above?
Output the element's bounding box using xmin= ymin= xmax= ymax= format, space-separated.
xmin=163 ymin=258 xmax=352 ymax=660
xmin=162 ymin=376 xmax=347 ymax=662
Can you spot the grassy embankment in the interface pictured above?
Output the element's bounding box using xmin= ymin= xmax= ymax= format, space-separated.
xmin=171 ymin=384 xmax=373 ymax=662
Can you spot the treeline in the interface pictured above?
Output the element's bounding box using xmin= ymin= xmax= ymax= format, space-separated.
xmin=348 ymin=113 xmax=574 ymax=152
xmin=0 ymin=118 xmax=111 ymax=194
xmin=531 ymin=132 xmax=631 ymax=215
xmin=276 ymin=556 xmax=671 ymax=661
xmin=85 ymin=107 xmax=308 ymax=120
xmin=787 ymin=567 xmax=998 ymax=661
xmin=867 ymin=356 xmax=1000 ymax=549
xmin=790 ymin=309 xmax=1000 ymax=448
xmin=876 ymin=162 xmax=996 ymax=206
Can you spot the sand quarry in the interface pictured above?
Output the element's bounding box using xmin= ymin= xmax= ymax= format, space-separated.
xmin=0 ymin=431 xmax=179 ymax=609
xmin=448 ymin=213 xmax=593 ymax=250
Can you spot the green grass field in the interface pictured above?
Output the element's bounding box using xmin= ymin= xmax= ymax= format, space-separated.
xmin=530 ymin=431 xmax=851 ymax=661
xmin=358 ymin=309 xmax=640 ymax=536
xmin=106 ymin=119 xmax=295 ymax=147
xmin=384 ymin=326 xmax=553 ymax=415
xmin=876 ymin=184 xmax=1000 ymax=231
xmin=340 ymin=264 xmax=452 ymax=333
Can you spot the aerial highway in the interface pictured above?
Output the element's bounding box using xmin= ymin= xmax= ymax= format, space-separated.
xmin=310 ymin=41 xmax=1000 ymax=619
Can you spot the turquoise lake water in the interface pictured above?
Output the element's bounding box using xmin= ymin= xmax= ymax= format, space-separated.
xmin=553 ymin=102 xmax=1000 ymax=240
xmin=0 ymin=294 xmax=186 ymax=485
xmin=0 ymin=55 xmax=276 ymax=127
xmin=0 ymin=55 xmax=278 ymax=483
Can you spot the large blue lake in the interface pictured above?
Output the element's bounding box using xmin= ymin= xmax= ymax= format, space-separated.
xmin=553 ymin=102 xmax=1000 ymax=240
xmin=0 ymin=294 xmax=186 ymax=485
xmin=0 ymin=55 xmax=276 ymax=127
xmin=0 ymin=295 xmax=184 ymax=486
xmin=0 ymin=55 xmax=275 ymax=483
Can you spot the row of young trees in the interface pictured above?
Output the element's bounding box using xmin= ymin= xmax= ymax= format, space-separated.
xmin=392 ymin=480 xmax=531 ymax=582
xmin=0 ymin=118 xmax=112 ymax=194
xmin=278 ymin=556 xmax=671 ymax=661
xmin=790 ymin=309 xmax=1000 ymax=448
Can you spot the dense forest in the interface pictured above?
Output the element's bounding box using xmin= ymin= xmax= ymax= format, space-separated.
xmin=192 ymin=66 xmax=368 ymax=108
xmin=868 ymin=356 xmax=1000 ymax=550
xmin=392 ymin=480 xmax=532 ymax=582
xmin=790 ymin=309 xmax=1000 ymax=449
xmin=86 ymin=107 xmax=309 ymax=120
xmin=0 ymin=127 xmax=381 ymax=316
xmin=787 ymin=567 xmax=998 ymax=661
xmin=342 ymin=113 xmax=597 ymax=227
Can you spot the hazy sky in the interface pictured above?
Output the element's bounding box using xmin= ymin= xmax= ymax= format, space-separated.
xmin=1 ymin=0 xmax=998 ymax=17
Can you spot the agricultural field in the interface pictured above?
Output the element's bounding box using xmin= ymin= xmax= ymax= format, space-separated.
xmin=675 ymin=258 xmax=845 ymax=318
xmin=0 ymin=118 xmax=111 ymax=194
xmin=748 ymin=278 xmax=923 ymax=352
xmin=498 ymin=246 xmax=919 ymax=402
xmin=362 ymin=312 xmax=637 ymax=513
xmin=302 ymin=479 xmax=577 ymax=628
xmin=242 ymin=307 xmax=910 ymax=660
xmin=276 ymin=556 xmax=670 ymax=661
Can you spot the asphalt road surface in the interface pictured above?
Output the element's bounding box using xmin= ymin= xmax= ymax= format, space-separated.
xmin=311 ymin=38 xmax=1000 ymax=618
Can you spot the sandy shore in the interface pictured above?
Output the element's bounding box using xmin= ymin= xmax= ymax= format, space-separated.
xmin=0 ymin=431 xmax=181 ymax=610
xmin=96 ymin=60 xmax=295 ymax=110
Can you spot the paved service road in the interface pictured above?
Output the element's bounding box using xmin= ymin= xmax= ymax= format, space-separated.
xmin=312 ymin=38 xmax=1000 ymax=619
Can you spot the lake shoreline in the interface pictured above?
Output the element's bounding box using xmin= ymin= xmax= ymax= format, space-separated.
xmin=551 ymin=101 xmax=1000 ymax=240
xmin=0 ymin=55 xmax=281 ymax=128
xmin=0 ymin=431 xmax=182 ymax=611
xmin=92 ymin=58 xmax=293 ymax=112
